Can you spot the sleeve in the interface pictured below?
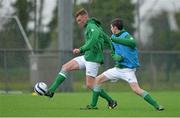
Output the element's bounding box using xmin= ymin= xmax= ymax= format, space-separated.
xmin=103 ymin=32 xmax=123 ymax=62
xmin=102 ymin=32 xmax=112 ymax=49
xmin=79 ymin=26 xmax=99 ymax=53
xmin=111 ymin=35 xmax=136 ymax=48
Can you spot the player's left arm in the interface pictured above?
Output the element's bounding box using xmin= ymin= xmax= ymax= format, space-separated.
xmin=79 ymin=26 xmax=99 ymax=53
xmin=111 ymin=35 xmax=136 ymax=48
xmin=103 ymin=32 xmax=123 ymax=62
xmin=102 ymin=31 xmax=112 ymax=49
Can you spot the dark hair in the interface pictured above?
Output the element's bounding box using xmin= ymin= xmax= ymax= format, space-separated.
xmin=75 ymin=8 xmax=88 ymax=18
xmin=111 ymin=18 xmax=123 ymax=30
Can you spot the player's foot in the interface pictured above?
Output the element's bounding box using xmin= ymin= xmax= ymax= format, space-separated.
xmin=44 ymin=91 xmax=54 ymax=98
xmin=80 ymin=105 xmax=98 ymax=110
xmin=108 ymin=100 xmax=117 ymax=109
xmin=156 ymin=105 xmax=164 ymax=111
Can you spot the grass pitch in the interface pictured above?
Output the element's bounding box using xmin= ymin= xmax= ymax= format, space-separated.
xmin=0 ymin=91 xmax=179 ymax=117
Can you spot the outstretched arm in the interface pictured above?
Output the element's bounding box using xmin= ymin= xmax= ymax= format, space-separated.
xmin=111 ymin=35 xmax=136 ymax=48
xmin=103 ymin=32 xmax=123 ymax=62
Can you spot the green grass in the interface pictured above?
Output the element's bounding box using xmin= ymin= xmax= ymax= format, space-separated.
xmin=0 ymin=91 xmax=180 ymax=117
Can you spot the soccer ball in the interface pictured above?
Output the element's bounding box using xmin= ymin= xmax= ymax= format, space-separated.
xmin=34 ymin=82 xmax=48 ymax=96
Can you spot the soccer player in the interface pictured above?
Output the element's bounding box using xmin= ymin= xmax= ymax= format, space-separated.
xmin=85 ymin=18 xmax=164 ymax=111
xmin=45 ymin=8 xmax=118 ymax=109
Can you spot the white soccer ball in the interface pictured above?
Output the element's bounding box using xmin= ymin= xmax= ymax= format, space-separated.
xmin=34 ymin=82 xmax=48 ymax=96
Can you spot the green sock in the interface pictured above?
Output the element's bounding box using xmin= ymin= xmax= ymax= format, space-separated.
xmin=141 ymin=91 xmax=160 ymax=108
xmin=91 ymin=90 xmax=100 ymax=107
xmin=90 ymin=85 xmax=101 ymax=107
xmin=49 ymin=72 xmax=67 ymax=92
xmin=99 ymin=89 xmax=113 ymax=102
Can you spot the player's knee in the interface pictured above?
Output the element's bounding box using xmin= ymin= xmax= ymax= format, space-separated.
xmin=95 ymin=75 xmax=105 ymax=84
xmin=132 ymin=87 xmax=138 ymax=94
xmin=61 ymin=64 xmax=66 ymax=70
xmin=130 ymin=83 xmax=142 ymax=94
xmin=86 ymin=83 xmax=93 ymax=89
xmin=95 ymin=78 xmax=101 ymax=85
xmin=61 ymin=64 xmax=69 ymax=71
xmin=132 ymin=87 xmax=142 ymax=95
xmin=61 ymin=60 xmax=78 ymax=71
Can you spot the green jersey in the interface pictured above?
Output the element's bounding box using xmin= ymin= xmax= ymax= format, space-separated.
xmin=79 ymin=18 xmax=112 ymax=64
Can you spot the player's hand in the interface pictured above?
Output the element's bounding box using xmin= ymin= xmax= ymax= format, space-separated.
xmin=112 ymin=54 xmax=123 ymax=61
xmin=73 ymin=48 xmax=80 ymax=54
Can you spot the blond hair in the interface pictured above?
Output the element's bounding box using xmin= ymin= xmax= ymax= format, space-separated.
xmin=75 ymin=8 xmax=88 ymax=18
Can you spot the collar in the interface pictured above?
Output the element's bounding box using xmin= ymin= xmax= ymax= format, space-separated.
xmin=115 ymin=29 xmax=126 ymax=37
xmin=84 ymin=19 xmax=89 ymax=28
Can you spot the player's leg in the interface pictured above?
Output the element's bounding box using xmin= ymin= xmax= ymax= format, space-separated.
xmin=80 ymin=75 xmax=99 ymax=109
xmin=90 ymin=74 xmax=115 ymax=107
xmin=83 ymin=63 xmax=116 ymax=109
xmin=95 ymin=73 xmax=117 ymax=109
xmin=129 ymin=82 xmax=164 ymax=111
xmin=122 ymin=68 xmax=164 ymax=111
xmin=81 ymin=74 xmax=110 ymax=110
xmin=45 ymin=56 xmax=84 ymax=97
xmin=85 ymin=75 xmax=94 ymax=89
xmin=48 ymin=59 xmax=79 ymax=92
xmin=83 ymin=61 xmax=100 ymax=90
